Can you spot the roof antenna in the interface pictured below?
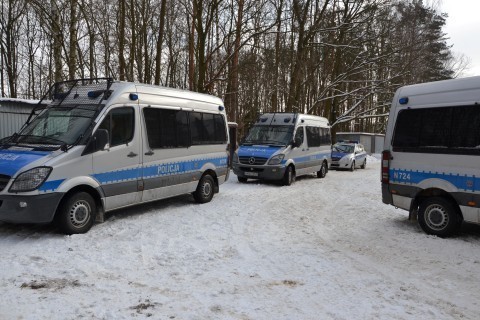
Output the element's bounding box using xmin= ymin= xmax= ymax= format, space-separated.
xmin=268 ymin=112 xmax=276 ymax=126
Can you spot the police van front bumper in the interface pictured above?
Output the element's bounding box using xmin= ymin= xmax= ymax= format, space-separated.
xmin=233 ymin=163 xmax=285 ymax=180
xmin=232 ymin=163 xmax=286 ymax=181
xmin=0 ymin=193 xmax=64 ymax=224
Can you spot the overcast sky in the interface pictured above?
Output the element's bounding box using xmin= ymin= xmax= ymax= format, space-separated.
xmin=441 ymin=0 xmax=480 ymax=77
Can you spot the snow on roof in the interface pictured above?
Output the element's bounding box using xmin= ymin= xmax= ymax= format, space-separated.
xmin=0 ymin=97 xmax=42 ymax=104
xmin=336 ymin=132 xmax=385 ymax=136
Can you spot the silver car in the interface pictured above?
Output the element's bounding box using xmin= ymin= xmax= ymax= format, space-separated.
xmin=330 ymin=142 xmax=367 ymax=171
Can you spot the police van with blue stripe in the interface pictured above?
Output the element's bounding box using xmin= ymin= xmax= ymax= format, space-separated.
xmin=232 ymin=113 xmax=331 ymax=185
xmin=0 ymin=78 xmax=229 ymax=234
xmin=382 ymin=76 xmax=480 ymax=236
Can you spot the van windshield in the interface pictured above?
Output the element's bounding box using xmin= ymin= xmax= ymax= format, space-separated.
xmin=333 ymin=144 xmax=354 ymax=153
xmin=11 ymin=104 xmax=99 ymax=148
xmin=243 ymin=125 xmax=294 ymax=146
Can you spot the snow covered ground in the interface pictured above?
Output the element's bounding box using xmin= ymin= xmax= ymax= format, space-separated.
xmin=1 ymin=157 xmax=479 ymax=319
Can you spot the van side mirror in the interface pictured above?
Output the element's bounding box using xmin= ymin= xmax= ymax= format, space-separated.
xmin=94 ymin=129 xmax=110 ymax=151
xmin=82 ymin=129 xmax=110 ymax=156
xmin=292 ymin=137 xmax=302 ymax=148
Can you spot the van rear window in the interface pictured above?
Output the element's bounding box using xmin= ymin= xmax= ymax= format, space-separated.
xmin=392 ymin=105 xmax=480 ymax=154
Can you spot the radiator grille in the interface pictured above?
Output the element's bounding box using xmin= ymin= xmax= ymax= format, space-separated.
xmin=239 ymin=156 xmax=268 ymax=165
xmin=0 ymin=174 xmax=10 ymax=192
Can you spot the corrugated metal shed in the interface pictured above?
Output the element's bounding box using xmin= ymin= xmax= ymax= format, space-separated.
xmin=0 ymin=98 xmax=39 ymax=139
xmin=336 ymin=132 xmax=385 ymax=154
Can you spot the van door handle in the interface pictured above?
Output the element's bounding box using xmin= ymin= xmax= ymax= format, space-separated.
xmin=145 ymin=150 xmax=154 ymax=156
xmin=127 ymin=152 xmax=138 ymax=158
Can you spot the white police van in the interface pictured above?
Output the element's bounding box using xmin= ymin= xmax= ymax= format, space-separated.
xmin=382 ymin=76 xmax=480 ymax=237
xmin=0 ymin=78 xmax=229 ymax=234
xmin=232 ymin=113 xmax=331 ymax=185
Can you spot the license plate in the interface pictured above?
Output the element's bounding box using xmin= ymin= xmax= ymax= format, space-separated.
xmin=244 ymin=171 xmax=258 ymax=177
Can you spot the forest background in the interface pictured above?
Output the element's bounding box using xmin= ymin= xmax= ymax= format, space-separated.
xmin=0 ymin=0 xmax=469 ymax=136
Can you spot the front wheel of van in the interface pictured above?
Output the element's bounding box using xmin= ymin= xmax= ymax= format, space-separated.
xmin=55 ymin=192 xmax=96 ymax=235
xmin=350 ymin=161 xmax=355 ymax=172
xmin=193 ymin=174 xmax=215 ymax=203
xmin=418 ymin=197 xmax=462 ymax=237
xmin=317 ymin=162 xmax=327 ymax=178
xmin=283 ymin=166 xmax=295 ymax=186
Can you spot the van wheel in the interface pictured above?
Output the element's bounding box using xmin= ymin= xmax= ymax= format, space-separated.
xmin=350 ymin=161 xmax=355 ymax=172
xmin=55 ymin=192 xmax=96 ymax=235
xmin=361 ymin=159 xmax=366 ymax=169
xmin=283 ymin=166 xmax=295 ymax=186
xmin=418 ymin=197 xmax=462 ymax=237
xmin=317 ymin=162 xmax=327 ymax=178
xmin=193 ymin=174 xmax=215 ymax=203
xmin=238 ymin=176 xmax=248 ymax=183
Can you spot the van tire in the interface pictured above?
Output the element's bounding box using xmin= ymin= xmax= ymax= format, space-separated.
xmin=193 ymin=174 xmax=215 ymax=203
xmin=55 ymin=192 xmax=96 ymax=235
xmin=350 ymin=161 xmax=355 ymax=172
xmin=418 ymin=197 xmax=462 ymax=237
xmin=361 ymin=159 xmax=366 ymax=169
xmin=283 ymin=166 xmax=295 ymax=186
xmin=238 ymin=177 xmax=248 ymax=183
xmin=317 ymin=162 xmax=327 ymax=178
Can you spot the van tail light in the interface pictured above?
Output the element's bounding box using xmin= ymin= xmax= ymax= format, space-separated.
xmin=381 ymin=150 xmax=391 ymax=183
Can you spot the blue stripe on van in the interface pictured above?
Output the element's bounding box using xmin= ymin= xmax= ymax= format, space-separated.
xmin=293 ymin=153 xmax=327 ymax=164
xmin=39 ymin=179 xmax=65 ymax=192
xmin=93 ymin=156 xmax=228 ymax=185
xmin=93 ymin=167 xmax=143 ymax=185
xmin=390 ymin=168 xmax=479 ymax=192
xmin=36 ymin=156 xmax=228 ymax=193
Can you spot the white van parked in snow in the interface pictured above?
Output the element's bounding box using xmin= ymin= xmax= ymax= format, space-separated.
xmin=232 ymin=113 xmax=331 ymax=185
xmin=0 ymin=78 xmax=229 ymax=234
xmin=382 ymin=76 xmax=480 ymax=236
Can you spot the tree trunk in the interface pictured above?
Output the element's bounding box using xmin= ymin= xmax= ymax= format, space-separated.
xmin=188 ymin=1 xmax=195 ymax=90
xmin=224 ymin=0 xmax=244 ymax=122
xmin=51 ymin=0 xmax=63 ymax=83
xmin=129 ymin=0 xmax=136 ymax=81
xmin=118 ymin=0 xmax=126 ymax=81
xmin=68 ymin=0 xmax=78 ymax=80
xmin=154 ymin=0 xmax=167 ymax=85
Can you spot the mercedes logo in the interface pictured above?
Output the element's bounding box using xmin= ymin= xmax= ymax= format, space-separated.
xmin=248 ymin=157 xmax=256 ymax=165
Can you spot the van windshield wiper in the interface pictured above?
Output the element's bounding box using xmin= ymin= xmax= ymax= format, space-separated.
xmin=243 ymin=139 xmax=285 ymax=146
xmin=263 ymin=140 xmax=286 ymax=147
xmin=15 ymin=134 xmax=66 ymax=145
xmin=10 ymin=134 xmax=68 ymax=151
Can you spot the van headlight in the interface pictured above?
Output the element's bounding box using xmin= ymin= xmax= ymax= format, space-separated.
xmin=268 ymin=154 xmax=285 ymax=165
xmin=9 ymin=167 xmax=52 ymax=192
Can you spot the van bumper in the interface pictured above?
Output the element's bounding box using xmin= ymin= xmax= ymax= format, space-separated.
xmin=382 ymin=183 xmax=393 ymax=205
xmin=0 ymin=193 xmax=64 ymax=224
xmin=232 ymin=163 xmax=286 ymax=181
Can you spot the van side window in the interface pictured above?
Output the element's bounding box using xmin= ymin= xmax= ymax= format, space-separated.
xmin=190 ymin=112 xmax=227 ymax=145
xmin=99 ymin=107 xmax=135 ymax=147
xmin=320 ymin=128 xmax=331 ymax=145
xmin=294 ymin=127 xmax=304 ymax=144
xmin=143 ymin=108 xmax=190 ymax=148
xmin=306 ymin=126 xmax=321 ymax=147
xmin=393 ymin=105 xmax=480 ymax=154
